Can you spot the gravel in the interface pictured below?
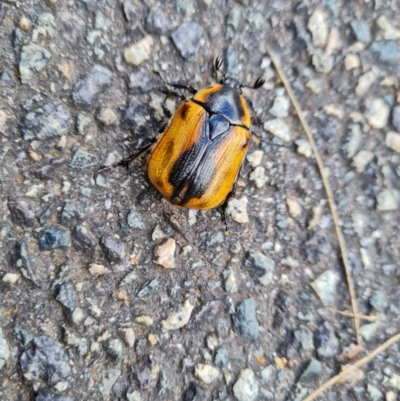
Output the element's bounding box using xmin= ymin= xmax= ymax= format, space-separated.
xmin=1 ymin=2 xmax=399 ymax=400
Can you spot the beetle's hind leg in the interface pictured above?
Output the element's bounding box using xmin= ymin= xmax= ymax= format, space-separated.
xmin=95 ymin=141 xmax=154 ymax=179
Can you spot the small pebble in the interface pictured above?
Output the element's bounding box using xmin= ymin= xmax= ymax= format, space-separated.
xmin=39 ymin=226 xmax=69 ymax=250
xmin=153 ymin=238 xmax=176 ymax=269
xmin=171 ymin=22 xmax=206 ymax=59
xmin=96 ymin=107 xmax=117 ymax=125
xmin=73 ymin=65 xmax=112 ymax=110
xmin=367 ymin=384 xmax=384 ymax=401
xmin=376 ymin=14 xmax=400 ymax=41
xmin=264 ymin=118 xmax=292 ymax=142
xmin=194 ymin=364 xmax=219 ymax=384
xmin=69 ymin=149 xmax=98 ymax=169
xmin=268 ymin=92 xmax=290 ymax=118
xmin=246 ymin=150 xmax=264 ymax=168
xmin=391 ymin=104 xmax=400 ymax=131
xmin=315 ymin=322 xmax=339 ymax=359
xmin=124 ymin=328 xmax=135 ymax=347
xmin=100 ymin=369 xmax=121 ymax=397
xmin=215 ymin=348 xmax=229 ymax=368
xmin=369 ymin=41 xmax=399 ymax=64
xmin=2 ymin=273 xmax=20 ymax=284
xmin=0 ymin=328 xmax=10 ymax=370
xmin=19 ymin=43 xmax=52 ymax=84
xmin=312 ymin=50 xmax=334 ymax=74
xmin=355 ymin=68 xmax=379 ymax=97
xmin=135 ymin=316 xmax=154 ymax=326
xmin=385 ymin=132 xmax=400 ymax=153
xmin=286 ymin=196 xmax=302 ymax=219
xmin=100 ymin=236 xmax=126 ymax=263
xmin=344 ymin=54 xmax=360 ymax=71
xmin=55 ymin=283 xmax=75 ymax=311
xmin=232 ymin=299 xmax=260 ymax=340
xmin=295 ymin=138 xmax=313 ymax=158
xmin=249 ymin=166 xmax=267 ymax=188
xmin=389 ymin=374 xmax=400 ymax=390
xmin=148 ymin=334 xmax=157 ymax=345
xmin=311 ymin=270 xmax=340 ymax=307
xmin=161 ymin=300 xmax=194 ymax=331
xmin=232 ymin=369 xmax=259 ymax=401
xmin=124 ymin=36 xmax=153 ymax=66
xmin=223 ymin=267 xmax=238 ymax=294
xmin=342 ymin=124 xmax=362 ymax=159
xmin=127 ymin=210 xmax=145 ymax=230
xmin=299 ymin=358 xmax=322 ymax=382
xmin=352 ymin=150 xmax=374 ymax=173
xmin=88 ymin=263 xmax=109 ymax=276
xmin=226 ymin=196 xmax=249 ymax=224
xmin=376 ymin=189 xmax=400 ymax=211
xmin=307 ymin=9 xmax=328 ymax=47
xmin=71 ymin=307 xmax=85 ymax=325
xmin=350 ymin=20 xmax=371 ymax=43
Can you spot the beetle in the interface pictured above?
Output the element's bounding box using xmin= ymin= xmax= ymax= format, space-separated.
xmin=147 ymin=58 xmax=264 ymax=210
xmin=98 ymin=58 xmax=264 ymax=210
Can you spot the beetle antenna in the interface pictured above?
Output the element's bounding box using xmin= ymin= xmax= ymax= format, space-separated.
xmin=240 ymin=76 xmax=265 ymax=91
xmin=214 ymin=56 xmax=227 ymax=82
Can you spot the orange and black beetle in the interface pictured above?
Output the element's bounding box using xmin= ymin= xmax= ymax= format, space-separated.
xmin=97 ymin=58 xmax=264 ymax=210
xmin=147 ymin=58 xmax=264 ymax=210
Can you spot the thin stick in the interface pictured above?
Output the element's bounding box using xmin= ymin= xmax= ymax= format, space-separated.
xmin=266 ymin=44 xmax=361 ymax=344
xmin=326 ymin=308 xmax=380 ymax=322
xmin=302 ymin=333 xmax=400 ymax=401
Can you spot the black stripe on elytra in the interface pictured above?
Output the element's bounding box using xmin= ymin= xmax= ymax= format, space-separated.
xmin=169 ymin=111 xmax=235 ymax=206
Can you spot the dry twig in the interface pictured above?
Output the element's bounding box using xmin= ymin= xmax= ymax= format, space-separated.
xmin=326 ymin=308 xmax=380 ymax=322
xmin=302 ymin=333 xmax=400 ymax=401
xmin=266 ymin=44 xmax=361 ymax=344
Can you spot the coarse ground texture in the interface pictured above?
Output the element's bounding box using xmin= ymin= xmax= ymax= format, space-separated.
xmin=1 ymin=1 xmax=400 ymax=401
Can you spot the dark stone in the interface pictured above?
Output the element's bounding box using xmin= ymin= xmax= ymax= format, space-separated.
xmin=72 ymin=65 xmax=112 ymax=110
xmin=392 ymin=104 xmax=400 ymax=132
xmin=72 ymin=225 xmax=96 ymax=250
xmin=244 ymin=249 xmax=275 ymax=278
xmin=20 ymin=101 xmax=72 ymax=140
xmin=279 ymin=330 xmax=301 ymax=359
xmin=35 ymin=388 xmax=73 ymax=401
xmin=171 ymin=22 xmax=206 ymax=59
xmin=182 ymin=382 xmax=197 ymax=401
xmin=0 ymin=70 xmax=15 ymax=87
xmin=274 ymin=290 xmax=290 ymax=311
xmin=8 ymin=199 xmax=35 ymax=227
xmin=69 ymin=149 xmax=98 ymax=169
xmin=272 ymin=310 xmax=284 ymax=329
xmin=369 ymin=41 xmax=399 ymax=64
xmin=55 ymin=283 xmax=76 ymax=312
xmin=361 ymin=160 xmax=379 ymax=197
xmin=128 ymin=66 xmax=161 ymax=93
xmin=214 ymin=347 xmax=229 ymax=368
xmin=12 ymin=241 xmax=37 ymax=283
xmin=145 ymin=9 xmax=170 ymax=35
xmin=60 ymin=202 xmax=84 ymax=225
xmin=304 ymin=232 xmax=327 ymax=264
xmin=34 ymin=158 xmax=66 ymax=180
xmin=14 ymin=328 xmax=33 ymax=346
xmin=350 ymin=20 xmax=371 ymax=43
xmin=101 ymin=236 xmax=126 ymax=262
xmin=232 ymin=298 xmax=260 ymax=340
xmin=20 ymin=336 xmax=71 ymax=383
xmin=314 ymin=322 xmax=339 ymax=359
xmin=39 ymin=226 xmax=69 ymax=250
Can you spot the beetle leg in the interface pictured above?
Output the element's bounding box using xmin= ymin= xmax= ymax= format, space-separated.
xmin=95 ymin=142 xmax=154 ymax=178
